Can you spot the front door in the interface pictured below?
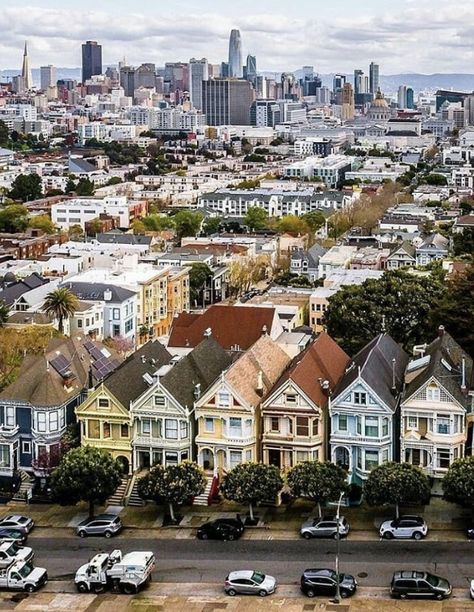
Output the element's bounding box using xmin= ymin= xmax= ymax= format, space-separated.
xmin=268 ymin=449 xmax=281 ymax=468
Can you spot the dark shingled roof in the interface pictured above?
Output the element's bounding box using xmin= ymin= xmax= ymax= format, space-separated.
xmin=64 ymin=282 xmax=136 ymax=302
xmin=96 ymin=233 xmax=152 ymax=246
xmin=333 ymin=334 xmax=409 ymax=412
xmin=403 ymin=331 xmax=473 ymax=409
xmin=103 ymin=340 xmax=172 ymax=408
xmin=0 ymin=273 xmax=49 ymax=306
xmin=160 ymin=337 xmax=233 ymax=409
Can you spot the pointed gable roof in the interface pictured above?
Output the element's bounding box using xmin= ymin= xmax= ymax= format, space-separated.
xmin=270 ymin=332 xmax=350 ymax=407
xmin=103 ymin=340 xmax=172 ymax=408
xmin=160 ymin=337 xmax=233 ymax=410
xmin=224 ymin=334 xmax=291 ymax=406
xmin=168 ymin=305 xmax=277 ymax=350
xmin=403 ymin=330 xmax=473 ymax=408
xmin=333 ymin=333 xmax=409 ymax=411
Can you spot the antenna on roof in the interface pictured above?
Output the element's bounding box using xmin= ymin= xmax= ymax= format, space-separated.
xmin=381 ymin=314 xmax=386 ymax=333
xmin=392 ymin=358 xmax=397 ymax=392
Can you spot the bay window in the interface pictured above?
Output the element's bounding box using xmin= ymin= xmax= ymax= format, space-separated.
xmin=180 ymin=421 xmax=188 ymax=439
xmin=229 ymin=418 xmax=242 ymax=437
xmin=365 ymin=450 xmax=379 ymax=471
xmin=296 ymin=417 xmax=309 ymax=436
xmin=229 ymin=450 xmax=242 ymax=469
xmin=365 ymin=416 xmax=379 ymax=437
xmin=37 ymin=412 xmax=47 ymax=433
xmin=165 ymin=419 xmax=178 ymax=439
xmin=338 ymin=414 xmax=348 ymax=431
xmin=0 ymin=445 xmax=10 ymax=468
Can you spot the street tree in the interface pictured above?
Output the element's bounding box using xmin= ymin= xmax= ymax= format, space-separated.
xmin=302 ymin=211 xmax=326 ymax=233
xmin=220 ymin=463 xmax=283 ymax=522
xmin=187 ymin=262 xmax=212 ymax=306
xmin=287 ymin=461 xmax=348 ymax=518
xmin=202 ymin=217 xmax=221 ymax=235
xmin=244 ymin=206 xmax=268 ymax=231
xmin=9 ymin=174 xmax=42 ymax=202
xmin=29 ymin=214 xmax=56 ymax=234
xmin=442 ymin=456 xmax=474 ymax=508
xmin=323 ymin=270 xmax=446 ymax=355
xmin=274 ymin=215 xmax=309 ymax=236
xmin=50 ymin=446 xmax=123 ymax=518
xmin=137 ymin=461 xmax=206 ymax=523
xmin=42 ymin=287 xmax=79 ymax=334
xmin=364 ymin=462 xmax=431 ymax=518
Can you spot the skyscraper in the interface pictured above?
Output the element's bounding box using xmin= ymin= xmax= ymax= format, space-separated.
xmin=398 ymin=85 xmax=407 ymax=109
xmin=369 ymin=62 xmax=379 ymax=95
xmin=40 ymin=65 xmax=56 ymax=90
xmin=341 ymin=83 xmax=355 ymax=121
xmin=228 ymin=29 xmax=243 ymax=78
xmin=245 ymin=55 xmax=257 ymax=83
xmin=82 ymin=40 xmax=102 ymax=83
xmin=189 ymin=58 xmax=209 ymax=110
xmin=202 ymin=78 xmax=254 ymax=125
xmin=353 ymin=69 xmax=364 ymax=96
xmin=21 ymin=41 xmax=33 ymax=90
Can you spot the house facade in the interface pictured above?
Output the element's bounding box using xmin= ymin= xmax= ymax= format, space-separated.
xmin=75 ymin=341 xmax=171 ymax=474
xmin=400 ymin=329 xmax=473 ymax=485
xmin=194 ymin=335 xmax=290 ymax=473
xmin=131 ymin=337 xmax=233 ymax=470
xmin=385 ymin=241 xmax=416 ymax=270
xmin=261 ymin=332 xmax=350 ymax=469
xmin=415 ymin=233 xmax=449 ymax=266
xmin=329 ymin=334 xmax=409 ymax=485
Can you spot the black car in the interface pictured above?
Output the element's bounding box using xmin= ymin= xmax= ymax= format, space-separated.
xmin=390 ymin=571 xmax=452 ymax=600
xmin=467 ymin=525 xmax=474 ymax=539
xmin=0 ymin=528 xmax=27 ymax=544
xmin=197 ymin=518 xmax=245 ymax=541
xmin=300 ymin=568 xmax=357 ymax=599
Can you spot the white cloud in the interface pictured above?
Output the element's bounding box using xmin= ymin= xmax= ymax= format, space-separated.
xmin=1 ymin=3 xmax=474 ymax=74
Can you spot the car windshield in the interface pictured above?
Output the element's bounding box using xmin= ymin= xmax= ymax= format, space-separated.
xmin=251 ymin=572 xmax=265 ymax=584
xmin=18 ymin=564 xmax=33 ymax=578
xmin=5 ymin=543 xmax=18 ymax=555
xmin=426 ymin=574 xmax=440 ymax=587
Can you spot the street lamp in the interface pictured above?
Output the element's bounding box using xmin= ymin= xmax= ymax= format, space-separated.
xmin=333 ymin=490 xmax=345 ymax=604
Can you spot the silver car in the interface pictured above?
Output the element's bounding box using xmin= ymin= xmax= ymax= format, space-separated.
xmin=76 ymin=514 xmax=122 ymax=538
xmin=300 ymin=516 xmax=350 ymax=540
xmin=379 ymin=515 xmax=428 ymax=540
xmin=0 ymin=515 xmax=34 ymax=535
xmin=225 ymin=570 xmax=276 ymax=597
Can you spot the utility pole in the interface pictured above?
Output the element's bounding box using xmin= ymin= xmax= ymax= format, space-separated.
xmin=333 ymin=490 xmax=345 ymax=604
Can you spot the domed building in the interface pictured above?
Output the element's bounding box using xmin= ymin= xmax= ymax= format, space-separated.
xmin=367 ymin=89 xmax=391 ymax=122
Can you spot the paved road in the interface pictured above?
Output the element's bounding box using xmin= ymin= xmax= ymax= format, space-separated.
xmin=28 ymin=534 xmax=474 ymax=590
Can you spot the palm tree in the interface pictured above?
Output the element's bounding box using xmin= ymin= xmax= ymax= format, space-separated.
xmin=42 ymin=287 xmax=78 ymax=334
xmin=0 ymin=300 xmax=10 ymax=327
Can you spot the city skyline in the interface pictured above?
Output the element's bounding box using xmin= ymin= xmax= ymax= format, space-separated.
xmin=1 ymin=1 xmax=474 ymax=74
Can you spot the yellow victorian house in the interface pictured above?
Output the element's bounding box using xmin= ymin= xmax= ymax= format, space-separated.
xmin=194 ymin=334 xmax=291 ymax=475
xmin=75 ymin=340 xmax=172 ymax=473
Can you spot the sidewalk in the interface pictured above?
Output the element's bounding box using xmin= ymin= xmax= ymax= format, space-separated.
xmin=1 ymin=583 xmax=473 ymax=611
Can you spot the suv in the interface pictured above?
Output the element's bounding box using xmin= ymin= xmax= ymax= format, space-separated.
xmin=76 ymin=514 xmax=122 ymax=538
xmin=300 ymin=516 xmax=350 ymax=540
xmin=0 ymin=516 xmax=34 ymax=535
xmin=390 ymin=571 xmax=452 ymax=600
xmin=300 ymin=568 xmax=357 ymax=599
xmin=225 ymin=570 xmax=276 ymax=597
xmin=197 ymin=518 xmax=244 ymax=541
xmin=379 ymin=515 xmax=428 ymax=540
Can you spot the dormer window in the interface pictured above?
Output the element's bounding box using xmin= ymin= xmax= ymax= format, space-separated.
xmin=354 ymin=392 xmax=367 ymax=405
xmin=98 ymin=398 xmax=109 ymax=409
xmin=154 ymin=396 xmax=166 ymax=406
xmin=218 ymin=391 xmax=230 ymax=407
xmin=426 ymin=385 xmax=440 ymax=402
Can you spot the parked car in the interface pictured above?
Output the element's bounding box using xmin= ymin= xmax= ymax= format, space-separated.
xmin=0 ymin=516 xmax=34 ymax=535
xmin=467 ymin=526 xmax=474 ymax=540
xmin=470 ymin=578 xmax=474 ymax=600
xmin=300 ymin=568 xmax=357 ymax=599
xmin=300 ymin=516 xmax=350 ymax=540
xmin=0 ymin=540 xmax=34 ymax=569
xmin=390 ymin=571 xmax=452 ymax=600
xmin=197 ymin=518 xmax=244 ymax=541
xmin=76 ymin=514 xmax=122 ymax=538
xmin=225 ymin=570 xmax=276 ymax=597
xmin=0 ymin=529 xmax=27 ymax=545
xmin=379 ymin=516 xmax=428 ymax=540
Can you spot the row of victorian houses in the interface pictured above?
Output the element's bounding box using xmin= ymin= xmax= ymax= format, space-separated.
xmin=0 ymin=306 xmax=472 ymax=501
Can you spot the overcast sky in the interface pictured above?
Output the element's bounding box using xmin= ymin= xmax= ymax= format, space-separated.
xmin=1 ymin=0 xmax=474 ymax=74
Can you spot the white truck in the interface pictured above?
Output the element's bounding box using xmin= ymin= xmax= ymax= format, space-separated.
xmin=75 ymin=549 xmax=155 ymax=594
xmin=0 ymin=560 xmax=47 ymax=592
xmin=0 ymin=540 xmax=34 ymax=569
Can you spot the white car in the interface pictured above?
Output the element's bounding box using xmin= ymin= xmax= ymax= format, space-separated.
xmin=379 ymin=515 xmax=428 ymax=540
xmin=470 ymin=579 xmax=474 ymax=600
xmin=225 ymin=570 xmax=277 ymax=597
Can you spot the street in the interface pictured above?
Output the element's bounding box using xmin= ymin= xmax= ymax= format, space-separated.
xmin=28 ymin=533 xmax=474 ymax=591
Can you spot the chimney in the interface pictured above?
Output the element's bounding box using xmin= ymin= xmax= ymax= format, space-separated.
xmin=319 ymin=378 xmax=330 ymax=397
xmin=88 ymin=366 xmax=94 ymax=390
xmin=262 ymin=324 xmax=268 ymax=336
xmin=256 ymin=370 xmax=264 ymax=396
xmin=194 ymin=383 xmax=201 ymax=399
xmin=391 ymin=358 xmax=397 ymax=393
xmin=461 ymin=357 xmax=468 ymax=395
xmin=438 ymin=325 xmax=445 ymax=337
xmin=104 ymin=288 xmax=112 ymax=301
xmin=203 ymin=327 xmax=212 ymax=338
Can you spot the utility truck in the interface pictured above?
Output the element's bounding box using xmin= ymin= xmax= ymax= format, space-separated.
xmin=0 ymin=560 xmax=47 ymax=592
xmin=75 ymin=549 xmax=154 ymax=594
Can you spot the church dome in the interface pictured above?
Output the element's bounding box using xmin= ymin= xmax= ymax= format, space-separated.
xmin=371 ymin=89 xmax=388 ymax=108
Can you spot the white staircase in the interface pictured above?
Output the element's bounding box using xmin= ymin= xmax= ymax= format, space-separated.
xmin=193 ymin=476 xmax=214 ymax=507
xmin=127 ymin=477 xmax=145 ymax=507
xmin=12 ymin=470 xmax=34 ymax=503
xmin=106 ymin=477 xmax=129 ymax=506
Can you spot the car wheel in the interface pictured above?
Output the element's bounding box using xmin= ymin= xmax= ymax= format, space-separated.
xmin=340 ymin=590 xmax=350 ymax=599
xmin=306 ymin=589 xmax=315 ymax=598
xmin=435 ymin=593 xmax=444 ymax=601
xmin=104 ymin=530 xmax=113 ymax=538
xmin=228 ymin=534 xmax=235 ymax=541
xmin=227 ymin=588 xmax=237 ymax=596
xmin=76 ymin=582 xmax=89 ymax=593
xmin=333 ymin=532 xmax=339 ymax=540
xmin=78 ymin=530 xmax=87 ymax=538
xmin=24 ymin=584 xmax=35 ymax=593
xmin=121 ymin=583 xmax=136 ymax=595
xmin=412 ymin=531 xmax=422 ymax=541
xmin=302 ymin=532 xmax=312 ymax=540
xmin=258 ymin=590 xmax=268 ymax=597
xmin=200 ymin=533 xmax=208 ymax=540
xmin=383 ymin=532 xmax=394 ymax=540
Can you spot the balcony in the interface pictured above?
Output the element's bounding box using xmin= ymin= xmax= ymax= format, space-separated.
xmin=0 ymin=426 xmax=19 ymax=440
xmin=81 ymin=437 xmax=131 ymax=450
